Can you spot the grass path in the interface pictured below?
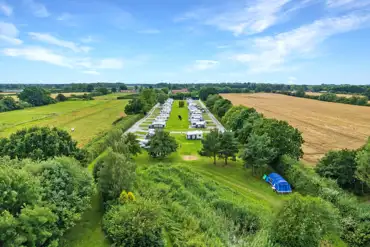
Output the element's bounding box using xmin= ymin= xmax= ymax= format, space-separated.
xmin=165 ymin=100 xmax=189 ymax=131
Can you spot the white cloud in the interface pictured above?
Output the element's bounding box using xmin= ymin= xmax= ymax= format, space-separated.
xmin=57 ymin=12 xmax=72 ymax=21
xmin=231 ymin=14 xmax=370 ymax=72
xmin=23 ymin=0 xmax=50 ymax=18
xmin=0 ymin=1 xmax=12 ymax=16
xmin=190 ymin=60 xmax=219 ymax=71
xmin=0 ymin=22 xmax=22 ymax=45
xmin=28 ymin=32 xmax=91 ymax=53
xmin=176 ymin=0 xmax=314 ymax=36
xmin=2 ymin=46 xmax=72 ymax=67
xmin=138 ymin=29 xmax=160 ymax=34
xmin=326 ymin=0 xmax=370 ymax=8
xmin=83 ymin=70 xmax=100 ymax=75
xmin=97 ymin=58 xmax=123 ymax=69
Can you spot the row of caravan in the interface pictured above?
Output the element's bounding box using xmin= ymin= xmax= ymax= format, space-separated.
xmin=148 ymin=98 xmax=174 ymax=129
xmin=187 ymin=99 xmax=207 ymax=128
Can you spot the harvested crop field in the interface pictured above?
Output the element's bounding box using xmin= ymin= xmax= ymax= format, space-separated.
xmin=221 ymin=93 xmax=370 ymax=164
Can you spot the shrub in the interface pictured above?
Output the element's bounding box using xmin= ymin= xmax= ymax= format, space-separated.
xmin=127 ymin=192 xmax=136 ymax=201
xmin=97 ymin=149 xmax=136 ymax=204
xmin=103 ymin=200 xmax=164 ymax=247
xmin=19 ymin=86 xmax=55 ymax=106
xmin=178 ymin=100 xmax=185 ymax=107
xmin=55 ymin=93 xmax=67 ymax=102
xmin=118 ymin=190 xmax=128 ymax=204
xmin=270 ymin=194 xmax=340 ymax=247
xmin=0 ymin=127 xmax=87 ymax=163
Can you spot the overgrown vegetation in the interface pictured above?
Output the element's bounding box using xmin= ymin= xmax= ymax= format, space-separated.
xmin=0 ymin=127 xmax=87 ymax=163
xmin=0 ymin=156 xmax=94 ymax=246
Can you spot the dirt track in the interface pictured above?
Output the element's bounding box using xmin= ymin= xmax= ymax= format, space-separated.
xmin=222 ymin=93 xmax=370 ymax=164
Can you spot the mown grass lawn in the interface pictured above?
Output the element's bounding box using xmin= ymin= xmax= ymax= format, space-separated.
xmin=165 ymin=100 xmax=189 ymax=131
xmin=0 ymin=99 xmax=129 ymax=146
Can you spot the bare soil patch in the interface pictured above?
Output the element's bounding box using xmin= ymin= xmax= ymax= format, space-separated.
xmin=222 ymin=93 xmax=370 ymax=164
xmin=182 ymin=155 xmax=198 ymax=161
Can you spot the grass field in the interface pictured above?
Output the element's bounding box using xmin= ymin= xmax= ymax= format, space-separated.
xmin=221 ymin=93 xmax=370 ymax=164
xmin=165 ymin=100 xmax=189 ymax=131
xmin=0 ymin=99 xmax=128 ymax=146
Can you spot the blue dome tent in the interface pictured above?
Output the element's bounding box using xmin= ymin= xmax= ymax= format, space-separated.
xmin=265 ymin=173 xmax=292 ymax=194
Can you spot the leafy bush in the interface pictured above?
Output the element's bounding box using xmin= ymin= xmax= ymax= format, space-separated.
xmin=178 ymin=100 xmax=185 ymax=107
xmin=103 ymin=200 xmax=164 ymax=247
xmin=97 ymin=149 xmax=136 ymax=204
xmin=270 ymin=194 xmax=340 ymax=247
xmin=55 ymin=93 xmax=67 ymax=102
xmin=32 ymin=157 xmax=94 ymax=235
xmin=0 ymin=127 xmax=87 ymax=163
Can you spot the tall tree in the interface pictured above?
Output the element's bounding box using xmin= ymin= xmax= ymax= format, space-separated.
xmin=111 ymin=87 xmax=117 ymax=93
xmin=157 ymin=92 xmax=168 ymax=104
xmin=199 ymin=129 xmax=220 ymax=165
xmin=98 ymin=149 xmax=136 ymax=203
xmin=86 ymin=84 xmax=94 ymax=92
xmin=19 ymin=86 xmax=55 ymax=106
xmin=253 ymin=119 xmax=304 ymax=161
xmin=148 ymin=131 xmax=178 ymax=159
xmin=240 ymin=133 xmax=277 ymax=175
xmin=218 ymin=131 xmax=239 ymax=165
xmin=315 ymin=149 xmax=358 ymax=191
xmin=124 ymin=98 xmax=145 ymax=115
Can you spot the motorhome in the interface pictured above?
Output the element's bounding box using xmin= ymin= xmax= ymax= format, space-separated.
xmin=149 ymin=121 xmax=166 ymax=129
xmin=191 ymin=120 xmax=206 ymax=128
xmin=186 ymin=131 xmax=203 ymax=140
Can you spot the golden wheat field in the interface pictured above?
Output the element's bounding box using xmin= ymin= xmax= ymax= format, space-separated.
xmin=221 ymin=93 xmax=370 ymax=164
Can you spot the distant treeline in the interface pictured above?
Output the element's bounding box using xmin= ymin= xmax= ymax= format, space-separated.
xmin=278 ymin=90 xmax=369 ymax=106
xmin=2 ymin=82 xmax=370 ymax=97
xmin=0 ymin=82 xmax=130 ymax=93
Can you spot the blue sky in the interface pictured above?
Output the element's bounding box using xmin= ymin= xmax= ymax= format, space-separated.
xmin=0 ymin=0 xmax=370 ymax=84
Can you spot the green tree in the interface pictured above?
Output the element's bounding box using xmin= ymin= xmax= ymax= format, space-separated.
xmin=113 ymin=133 xmax=141 ymax=157
xmin=55 ymin=93 xmax=67 ymax=102
xmin=119 ymin=84 xmax=128 ymax=90
xmin=157 ymin=92 xmax=168 ymax=104
xmin=0 ymin=127 xmax=87 ymax=162
xmin=0 ymin=164 xmax=41 ymax=215
xmin=111 ymin=87 xmax=117 ymax=93
xmin=199 ymin=129 xmax=220 ymax=165
xmin=103 ymin=200 xmax=164 ymax=247
xmin=161 ymin=87 xmax=169 ymax=94
xmin=98 ymin=149 xmax=136 ymax=203
xmin=240 ymin=133 xmax=277 ymax=175
xmin=148 ymin=130 xmax=178 ymax=159
xmin=236 ymin=112 xmax=263 ymax=144
xmin=222 ymin=106 xmax=246 ymax=128
xmin=97 ymin=87 xmax=109 ymax=95
xmin=178 ymin=100 xmax=185 ymax=107
xmin=140 ymin=88 xmax=157 ymax=109
xmin=213 ymin=98 xmax=232 ymax=118
xmin=33 ymin=157 xmax=94 ymax=235
xmin=19 ymin=86 xmax=55 ymax=106
xmin=0 ymin=96 xmax=19 ymax=112
xmin=315 ymin=149 xmax=358 ymax=191
xmin=199 ymin=87 xmax=218 ymax=101
xmin=218 ymin=131 xmax=239 ymax=165
xmin=205 ymin=94 xmax=221 ymax=109
xmin=295 ymin=89 xmax=306 ymax=97
xmin=86 ymin=84 xmax=94 ymax=92
xmin=253 ymin=119 xmax=304 ymax=161
xmin=355 ymin=149 xmax=370 ymax=188
xmin=271 ymin=195 xmax=340 ymax=247
xmin=124 ymin=98 xmax=145 ymax=115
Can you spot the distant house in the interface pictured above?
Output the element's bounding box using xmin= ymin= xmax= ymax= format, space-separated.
xmin=171 ymin=88 xmax=189 ymax=94
xmin=120 ymin=90 xmax=136 ymax=93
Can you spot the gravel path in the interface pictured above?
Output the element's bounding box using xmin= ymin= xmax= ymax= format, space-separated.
xmin=125 ymin=103 xmax=159 ymax=134
xmin=198 ymin=100 xmax=225 ymax=132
